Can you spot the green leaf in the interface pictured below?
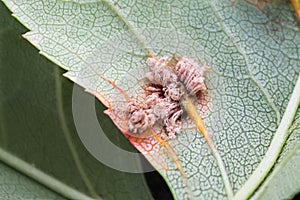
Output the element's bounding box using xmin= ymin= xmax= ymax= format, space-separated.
xmin=0 ymin=161 xmax=64 ymax=200
xmin=251 ymin=112 xmax=300 ymax=200
xmin=2 ymin=0 xmax=300 ymax=199
xmin=0 ymin=2 xmax=153 ymax=200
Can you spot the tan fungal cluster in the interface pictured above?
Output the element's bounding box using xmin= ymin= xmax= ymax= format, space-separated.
xmin=175 ymin=57 xmax=207 ymax=95
xmin=127 ymin=55 xmax=208 ymax=139
xmin=127 ymin=84 xmax=183 ymax=139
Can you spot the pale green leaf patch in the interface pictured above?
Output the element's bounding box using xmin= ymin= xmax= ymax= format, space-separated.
xmin=2 ymin=0 xmax=300 ymax=199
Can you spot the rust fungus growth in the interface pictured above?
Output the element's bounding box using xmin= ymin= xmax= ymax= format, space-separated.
xmin=125 ymin=55 xmax=209 ymax=139
xmin=90 ymin=54 xmax=214 ymax=199
xmin=91 ymin=53 xmax=234 ymax=199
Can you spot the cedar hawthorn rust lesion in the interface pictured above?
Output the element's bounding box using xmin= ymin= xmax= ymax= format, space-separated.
xmin=88 ymin=53 xmax=212 ymax=199
xmin=90 ymin=53 xmax=210 ymax=140
xmin=125 ymin=54 xmax=210 ymax=140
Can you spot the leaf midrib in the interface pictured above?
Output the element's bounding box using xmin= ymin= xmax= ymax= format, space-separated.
xmin=208 ymin=1 xmax=300 ymax=199
xmin=234 ymin=73 xmax=300 ymax=199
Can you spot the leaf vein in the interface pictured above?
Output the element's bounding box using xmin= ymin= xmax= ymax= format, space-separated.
xmin=209 ymin=0 xmax=281 ymax=125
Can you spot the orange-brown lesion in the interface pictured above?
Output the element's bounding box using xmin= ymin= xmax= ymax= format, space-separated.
xmin=291 ymin=0 xmax=300 ymax=21
xmin=246 ymin=0 xmax=270 ymax=10
xmin=232 ymin=0 xmax=266 ymax=11
xmin=94 ymin=53 xmax=211 ymax=139
xmin=181 ymin=96 xmax=209 ymax=139
xmin=125 ymin=130 xmax=185 ymax=178
xmin=95 ymin=51 xmax=212 ymax=170
xmin=181 ymin=95 xmax=217 ymax=154
xmin=91 ymin=78 xmax=190 ymax=187
xmin=153 ymin=133 xmax=187 ymax=178
xmin=233 ymin=0 xmax=300 ymax=22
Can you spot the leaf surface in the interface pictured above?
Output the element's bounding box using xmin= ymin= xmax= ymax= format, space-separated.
xmin=251 ymin=112 xmax=300 ymax=200
xmin=0 ymin=161 xmax=65 ymax=200
xmin=2 ymin=0 xmax=300 ymax=199
xmin=0 ymin=2 xmax=153 ymax=199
